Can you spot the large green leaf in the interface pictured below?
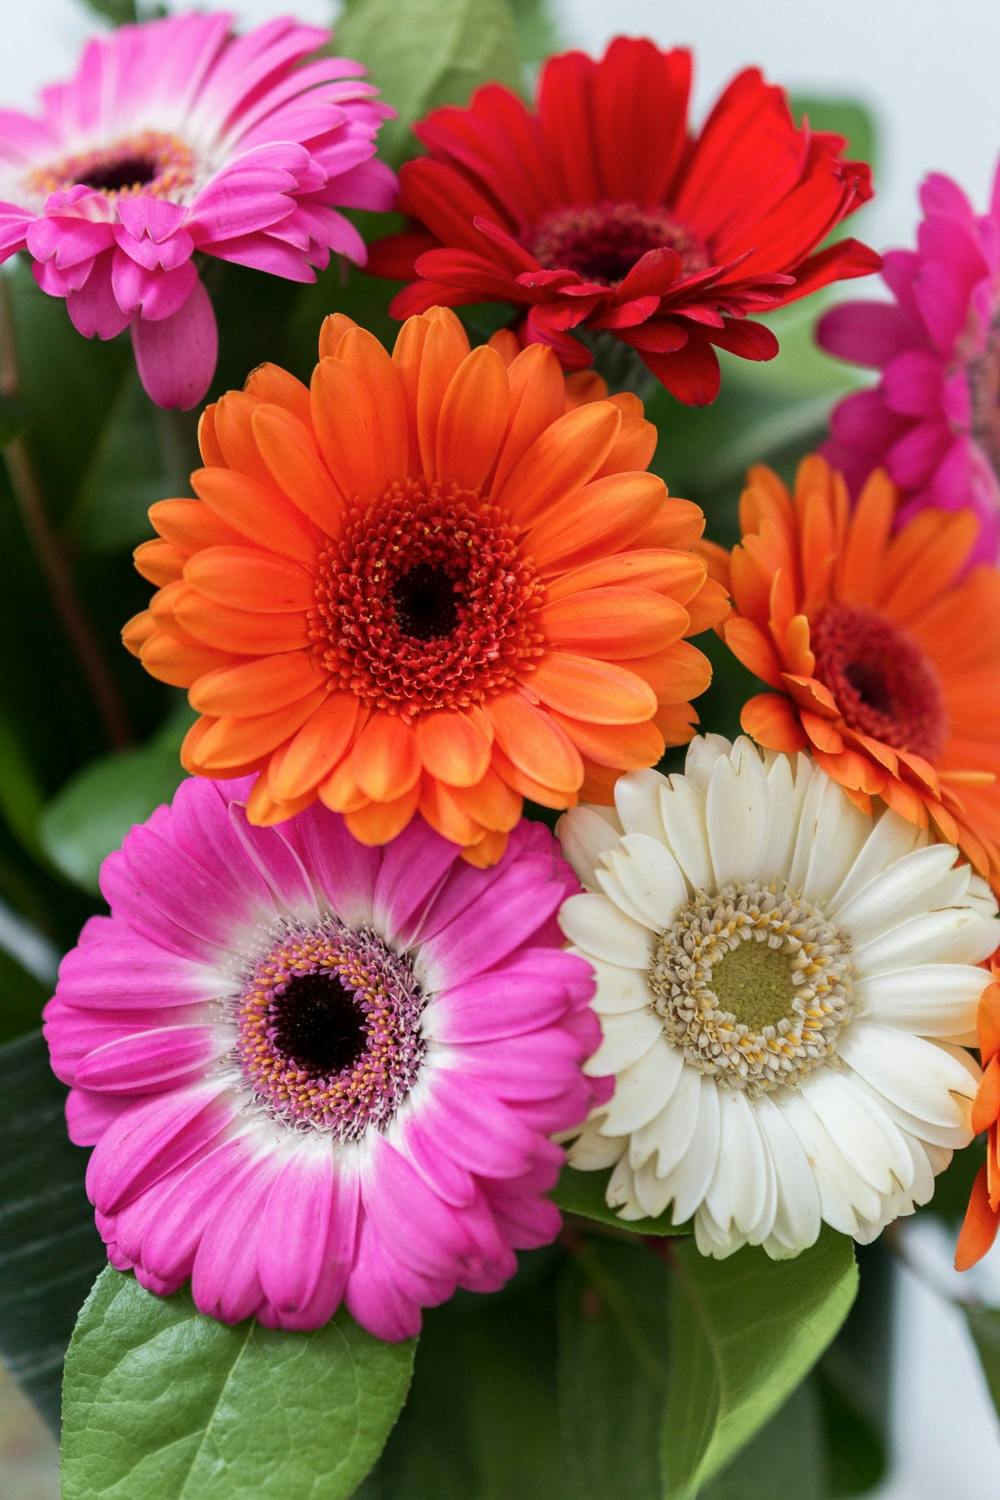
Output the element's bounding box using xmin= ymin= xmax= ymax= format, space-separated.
xmin=39 ymin=704 xmax=192 ymax=895
xmin=337 ymin=0 xmax=522 ymax=166
xmin=0 ymin=1031 xmax=105 ymax=1428
xmin=660 ymin=1231 xmax=858 ymax=1500
xmin=61 ymin=1269 xmax=415 ymax=1500
xmin=699 ymin=1380 xmax=828 ymax=1500
xmin=552 ymin=1162 xmax=692 ymax=1237
xmin=557 ymin=1238 xmax=670 ymax=1500
xmin=965 ymin=1305 xmax=1000 ymax=1415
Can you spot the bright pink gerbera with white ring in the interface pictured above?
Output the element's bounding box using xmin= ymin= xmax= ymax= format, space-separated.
xmin=819 ymin=164 xmax=1000 ymax=562
xmin=44 ymin=777 xmax=601 ymax=1339
xmin=0 ymin=12 xmax=395 ymax=408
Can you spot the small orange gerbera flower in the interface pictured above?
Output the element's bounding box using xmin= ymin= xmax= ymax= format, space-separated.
xmin=956 ymin=961 xmax=1000 ymax=1271
xmin=125 ymin=308 xmax=725 ymax=862
xmin=721 ymin=455 xmax=1000 ymax=887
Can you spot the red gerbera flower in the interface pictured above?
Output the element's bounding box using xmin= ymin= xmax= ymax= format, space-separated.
xmin=368 ymin=37 xmax=880 ymax=404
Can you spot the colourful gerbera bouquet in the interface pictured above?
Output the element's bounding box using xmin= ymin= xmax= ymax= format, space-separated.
xmin=1 ymin=5 xmax=999 ymax=1497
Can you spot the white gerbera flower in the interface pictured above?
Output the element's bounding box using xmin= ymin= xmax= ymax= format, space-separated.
xmin=557 ymin=736 xmax=999 ymax=1259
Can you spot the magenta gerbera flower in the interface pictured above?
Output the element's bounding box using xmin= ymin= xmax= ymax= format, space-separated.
xmin=0 ymin=12 xmax=396 ymax=408
xmin=44 ymin=777 xmax=601 ymax=1339
xmin=818 ymin=164 xmax=1000 ymax=562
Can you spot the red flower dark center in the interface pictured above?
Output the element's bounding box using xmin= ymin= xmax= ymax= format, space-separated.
xmin=967 ymin=314 xmax=1000 ymax=477
xmin=811 ymin=602 xmax=948 ymax=759
xmin=528 ymin=200 xmax=710 ymax=286
xmin=313 ymin=479 xmax=545 ymax=714
xmin=27 ymin=129 xmax=196 ymax=200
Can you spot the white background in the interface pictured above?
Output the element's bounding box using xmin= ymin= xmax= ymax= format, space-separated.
xmin=2 ymin=1 xmax=1000 ymax=1495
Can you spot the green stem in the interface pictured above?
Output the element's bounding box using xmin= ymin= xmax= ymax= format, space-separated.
xmin=0 ymin=273 xmax=131 ymax=750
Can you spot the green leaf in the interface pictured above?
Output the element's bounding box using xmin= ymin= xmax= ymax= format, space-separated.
xmin=552 ymin=1162 xmax=692 ymax=1236
xmin=0 ymin=393 xmax=23 ymax=447
xmin=0 ymin=941 xmax=51 ymax=1043
xmin=337 ymin=0 xmax=522 ymax=166
xmin=79 ymin=0 xmax=139 ymax=22
xmin=790 ymin=96 xmax=877 ymax=168
xmin=61 ymin=1268 xmax=415 ymax=1500
xmin=508 ymin=0 xmax=561 ymax=63
xmin=660 ymin=1230 xmax=858 ymax=1500
xmin=0 ymin=1031 xmax=105 ymax=1428
xmin=699 ymin=1380 xmax=828 ymax=1500
xmin=39 ymin=705 xmax=192 ymax=895
xmin=965 ymin=1305 xmax=1000 ymax=1415
xmin=557 ymin=1237 xmax=670 ymax=1500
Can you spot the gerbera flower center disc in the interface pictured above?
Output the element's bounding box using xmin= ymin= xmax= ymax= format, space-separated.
xmin=647 ymin=878 xmax=855 ymax=1095
xmin=234 ymin=919 xmax=427 ymax=1137
xmin=528 ymin=200 xmax=711 ymax=286
xmin=314 ymin=479 xmax=545 ymax=714
xmin=966 ymin=314 xmax=1000 ymax=478
xmin=27 ymin=130 xmax=196 ymax=201
xmin=811 ymin=602 xmax=948 ymax=759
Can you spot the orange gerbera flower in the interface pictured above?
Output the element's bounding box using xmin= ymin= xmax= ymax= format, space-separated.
xmin=956 ymin=960 xmax=1000 ymax=1271
xmin=125 ymin=307 xmax=726 ymax=862
xmin=721 ymin=455 xmax=1000 ymax=887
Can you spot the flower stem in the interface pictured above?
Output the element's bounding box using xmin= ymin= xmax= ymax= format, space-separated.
xmin=0 ymin=273 xmax=132 ymax=750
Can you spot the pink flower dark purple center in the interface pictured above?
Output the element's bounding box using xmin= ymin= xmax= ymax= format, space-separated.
xmin=967 ymin=315 xmax=1000 ymax=478
xmin=235 ymin=920 xmax=427 ymax=1138
xmin=527 ymin=200 xmax=710 ymax=286
xmin=28 ymin=130 xmax=196 ymax=201
xmin=811 ymin=602 xmax=948 ymax=759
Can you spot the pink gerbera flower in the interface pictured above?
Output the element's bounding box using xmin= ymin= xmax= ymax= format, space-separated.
xmin=0 ymin=12 xmax=396 ymax=408
xmin=43 ymin=776 xmax=601 ymax=1340
xmin=819 ymin=165 xmax=1000 ymax=562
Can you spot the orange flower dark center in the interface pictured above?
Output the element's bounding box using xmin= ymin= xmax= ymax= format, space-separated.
xmin=528 ymin=200 xmax=710 ymax=286
xmin=313 ymin=479 xmax=545 ymax=714
xmin=28 ymin=130 xmax=196 ymax=200
xmin=811 ymin=602 xmax=948 ymax=759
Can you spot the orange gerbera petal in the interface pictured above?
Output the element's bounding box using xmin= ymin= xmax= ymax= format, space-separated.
xmin=130 ymin=307 xmax=715 ymax=857
xmin=462 ymin=829 xmax=510 ymax=868
xmin=741 ymin=693 xmax=809 ymax=752
xmin=723 ymin=617 xmax=783 ymax=688
xmin=540 ymin=588 xmax=689 ymax=658
xmin=436 ymin=345 xmax=509 ymax=492
xmin=486 ymin=692 xmax=584 ymax=795
xmin=189 ymin=652 xmax=324 ymax=717
xmin=415 ymin=710 xmax=492 ymax=788
xmin=527 ymin=653 xmax=657 ymax=724
xmin=973 ymin=1057 xmax=1000 ymax=1136
xmin=955 ymin=1163 xmax=1000 ymax=1271
xmin=351 ymin=715 xmax=422 ymax=802
xmin=183 ymin=547 xmax=315 ymax=613
xmin=497 ymin=402 xmax=622 ymax=525
xmin=267 ymin=694 xmax=362 ymax=803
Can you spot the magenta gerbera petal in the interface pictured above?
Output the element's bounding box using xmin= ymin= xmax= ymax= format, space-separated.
xmin=818 ymin=161 xmax=1000 ymax=561
xmin=44 ymin=777 xmax=601 ymax=1338
xmin=0 ymin=13 xmax=396 ymax=408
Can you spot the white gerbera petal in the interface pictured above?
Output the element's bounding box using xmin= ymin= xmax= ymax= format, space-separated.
xmin=829 ymin=807 xmax=925 ymax=911
xmin=658 ymin=774 xmax=713 ymax=891
xmin=567 ymin=1118 xmax=625 ymax=1171
xmin=599 ymin=1036 xmax=683 ymax=1136
xmin=852 ymin=905 xmax=1000 ymax=972
xmin=585 ymin=1008 xmax=662 ymax=1076
xmin=556 ymin=805 xmax=621 ymax=889
xmin=583 ymin=955 xmax=652 ymax=1015
xmin=613 ymin=769 xmax=668 ymax=839
xmin=604 ymin=834 xmax=687 ymax=931
xmin=556 ymin=733 xmax=995 ymax=1263
xmin=857 ymin=963 xmax=987 ymax=1037
xmin=628 ymin=1061 xmax=700 ymax=1176
xmin=655 ymin=1076 xmax=721 ymax=1225
xmin=706 ymin=745 xmax=768 ymax=886
xmin=839 ymin=1023 xmax=977 ymax=1131
xmin=559 ymin=892 xmax=653 ymax=969
xmin=705 ymin=1090 xmax=769 ymax=1235
xmin=832 ymin=843 xmax=970 ymax=940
